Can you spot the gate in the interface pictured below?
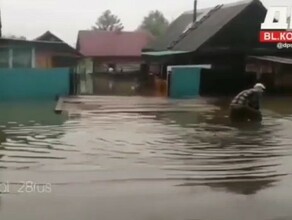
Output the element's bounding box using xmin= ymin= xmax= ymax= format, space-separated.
xmin=168 ymin=67 xmax=202 ymax=98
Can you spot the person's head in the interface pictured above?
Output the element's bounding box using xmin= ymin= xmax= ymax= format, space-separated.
xmin=253 ymin=83 xmax=266 ymax=93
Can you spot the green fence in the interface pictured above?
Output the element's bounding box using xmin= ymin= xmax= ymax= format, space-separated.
xmin=0 ymin=68 xmax=71 ymax=101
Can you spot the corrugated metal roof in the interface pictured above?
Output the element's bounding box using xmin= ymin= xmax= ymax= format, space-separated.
xmin=77 ymin=30 xmax=154 ymax=57
xmin=149 ymin=0 xmax=265 ymax=53
xmin=149 ymin=10 xmax=204 ymax=51
xmin=172 ymin=0 xmax=261 ymax=51
xmin=248 ymin=56 xmax=292 ymax=64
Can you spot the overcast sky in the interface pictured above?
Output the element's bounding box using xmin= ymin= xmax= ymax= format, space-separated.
xmin=0 ymin=0 xmax=291 ymax=46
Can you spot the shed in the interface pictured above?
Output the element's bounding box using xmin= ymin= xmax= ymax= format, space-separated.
xmin=246 ymin=56 xmax=292 ymax=92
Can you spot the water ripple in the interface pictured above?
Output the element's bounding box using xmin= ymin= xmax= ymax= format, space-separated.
xmin=0 ymin=100 xmax=291 ymax=195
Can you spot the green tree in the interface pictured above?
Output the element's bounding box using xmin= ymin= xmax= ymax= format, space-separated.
xmin=138 ymin=10 xmax=169 ymax=38
xmin=92 ymin=10 xmax=124 ymax=31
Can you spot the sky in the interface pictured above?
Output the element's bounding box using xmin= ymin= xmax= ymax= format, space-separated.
xmin=0 ymin=0 xmax=292 ymax=47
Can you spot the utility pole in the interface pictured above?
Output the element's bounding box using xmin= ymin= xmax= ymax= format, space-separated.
xmin=193 ymin=0 xmax=197 ymax=22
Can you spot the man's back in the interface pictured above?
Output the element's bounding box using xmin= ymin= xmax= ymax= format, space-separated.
xmin=231 ymin=88 xmax=260 ymax=109
xmin=229 ymin=83 xmax=265 ymax=122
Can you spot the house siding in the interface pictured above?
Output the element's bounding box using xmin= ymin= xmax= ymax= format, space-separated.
xmin=36 ymin=52 xmax=52 ymax=68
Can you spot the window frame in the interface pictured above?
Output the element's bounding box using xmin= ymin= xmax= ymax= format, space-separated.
xmin=11 ymin=47 xmax=35 ymax=68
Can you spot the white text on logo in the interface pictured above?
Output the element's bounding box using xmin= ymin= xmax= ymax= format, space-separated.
xmin=261 ymin=6 xmax=292 ymax=30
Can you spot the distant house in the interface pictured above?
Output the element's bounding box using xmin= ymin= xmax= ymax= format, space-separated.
xmin=34 ymin=31 xmax=81 ymax=68
xmin=0 ymin=32 xmax=81 ymax=69
xmin=76 ymin=30 xmax=154 ymax=74
xmin=0 ymin=32 xmax=82 ymax=100
xmin=0 ymin=5 xmax=81 ymax=100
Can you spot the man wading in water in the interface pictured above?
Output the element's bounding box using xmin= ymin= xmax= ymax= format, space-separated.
xmin=229 ymin=83 xmax=266 ymax=123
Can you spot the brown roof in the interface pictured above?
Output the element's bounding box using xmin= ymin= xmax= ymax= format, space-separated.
xmin=33 ymin=31 xmax=82 ymax=57
xmin=77 ymin=30 xmax=154 ymax=57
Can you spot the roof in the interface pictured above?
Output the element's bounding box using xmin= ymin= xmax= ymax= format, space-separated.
xmin=148 ymin=11 xmax=200 ymax=51
xmin=248 ymin=56 xmax=292 ymax=64
xmin=77 ymin=30 xmax=155 ymax=57
xmin=142 ymin=50 xmax=189 ymax=56
xmin=0 ymin=37 xmax=65 ymax=45
xmin=149 ymin=0 xmax=265 ymax=52
xmin=173 ymin=0 xmax=266 ymax=51
xmin=34 ymin=31 xmax=82 ymax=56
xmin=35 ymin=31 xmax=63 ymax=42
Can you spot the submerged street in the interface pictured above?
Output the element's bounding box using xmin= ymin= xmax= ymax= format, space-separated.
xmin=1 ymin=0 xmax=292 ymax=219
xmin=0 ymin=97 xmax=291 ymax=219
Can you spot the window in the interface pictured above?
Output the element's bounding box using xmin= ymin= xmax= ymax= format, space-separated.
xmin=0 ymin=48 xmax=9 ymax=68
xmin=12 ymin=48 xmax=32 ymax=68
xmin=107 ymin=64 xmax=116 ymax=72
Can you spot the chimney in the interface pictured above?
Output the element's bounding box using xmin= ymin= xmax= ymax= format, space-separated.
xmin=193 ymin=0 xmax=197 ymax=23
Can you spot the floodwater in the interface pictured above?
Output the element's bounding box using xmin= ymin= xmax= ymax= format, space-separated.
xmin=0 ymin=97 xmax=292 ymax=220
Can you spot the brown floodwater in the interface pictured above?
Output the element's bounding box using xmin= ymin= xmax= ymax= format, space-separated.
xmin=0 ymin=97 xmax=292 ymax=220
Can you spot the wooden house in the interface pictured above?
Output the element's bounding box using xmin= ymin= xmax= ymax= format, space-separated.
xmin=76 ymin=30 xmax=154 ymax=74
xmin=143 ymin=0 xmax=292 ymax=95
xmin=0 ymin=32 xmax=81 ymax=69
xmin=34 ymin=31 xmax=81 ymax=68
xmin=0 ymin=33 xmax=81 ymax=100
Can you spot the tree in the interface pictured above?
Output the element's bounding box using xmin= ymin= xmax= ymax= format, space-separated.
xmin=92 ymin=10 xmax=124 ymax=31
xmin=138 ymin=10 xmax=169 ymax=38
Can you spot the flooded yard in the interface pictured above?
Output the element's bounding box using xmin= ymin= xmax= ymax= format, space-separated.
xmin=0 ymin=97 xmax=292 ymax=220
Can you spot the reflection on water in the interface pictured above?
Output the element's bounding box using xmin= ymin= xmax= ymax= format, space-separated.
xmin=0 ymin=98 xmax=292 ymax=219
xmin=149 ymin=107 xmax=287 ymax=195
xmin=80 ymin=73 xmax=155 ymax=96
xmin=0 ymin=102 xmax=68 ymax=170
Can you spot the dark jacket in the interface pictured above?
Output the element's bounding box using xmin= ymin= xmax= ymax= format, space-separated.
xmin=230 ymin=88 xmax=261 ymax=110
